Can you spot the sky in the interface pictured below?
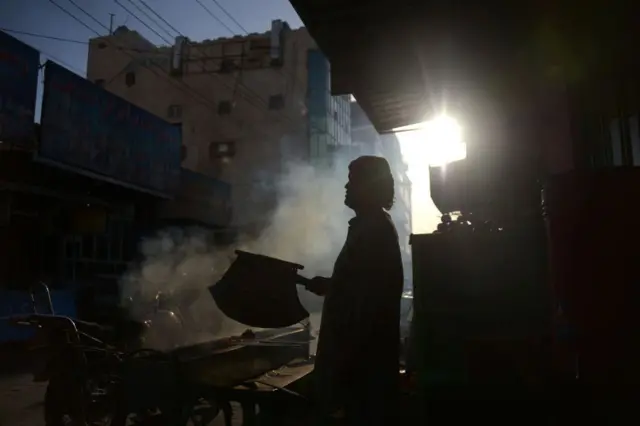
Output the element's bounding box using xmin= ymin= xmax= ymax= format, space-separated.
xmin=0 ymin=0 xmax=442 ymax=233
xmin=0 ymin=0 xmax=303 ymax=75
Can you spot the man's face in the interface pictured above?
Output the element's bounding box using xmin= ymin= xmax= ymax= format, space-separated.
xmin=344 ymin=172 xmax=365 ymax=210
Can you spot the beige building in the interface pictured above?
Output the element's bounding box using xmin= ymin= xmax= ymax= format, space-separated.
xmin=86 ymin=21 xmax=324 ymax=231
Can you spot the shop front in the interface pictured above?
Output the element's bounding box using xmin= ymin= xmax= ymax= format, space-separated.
xmin=0 ymin=58 xmax=182 ymax=340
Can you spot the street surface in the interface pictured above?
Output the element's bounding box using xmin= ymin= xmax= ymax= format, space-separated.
xmin=0 ymin=373 xmax=244 ymax=426
xmin=0 ymin=373 xmax=46 ymax=426
xmin=0 ymin=314 xmax=322 ymax=425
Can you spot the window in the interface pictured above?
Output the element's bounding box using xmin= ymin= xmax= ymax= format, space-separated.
xmin=94 ymin=79 xmax=105 ymax=87
xmin=218 ymin=100 xmax=233 ymax=115
xmin=268 ymin=94 xmax=285 ymax=110
xmin=125 ymin=72 xmax=136 ymax=87
xmin=209 ymin=141 xmax=236 ymax=160
xmin=219 ymin=59 xmax=236 ymax=74
xmin=180 ymin=144 xmax=188 ymax=162
xmin=167 ymin=104 xmax=182 ymax=119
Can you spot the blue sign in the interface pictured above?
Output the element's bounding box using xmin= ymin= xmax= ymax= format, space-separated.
xmin=39 ymin=61 xmax=181 ymax=196
xmin=0 ymin=288 xmax=76 ymax=343
xmin=0 ymin=31 xmax=39 ymax=145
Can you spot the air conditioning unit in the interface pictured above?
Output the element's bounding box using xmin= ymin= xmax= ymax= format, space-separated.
xmin=210 ymin=141 xmax=236 ymax=159
xmin=170 ymin=36 xmax=187 ymax=76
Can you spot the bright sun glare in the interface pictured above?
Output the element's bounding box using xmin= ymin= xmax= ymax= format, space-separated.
xmin=397 ymin=115 xmax=467 ymax=167
xmin=396 ymin=115 xmax=467 ymax=233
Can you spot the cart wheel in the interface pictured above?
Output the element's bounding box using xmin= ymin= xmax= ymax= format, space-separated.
xmin=220 ymin=401 xmax=234 ymax=426
xmin=180 ymin=398 xmax=226 ymax=426
xmin=44 ymin=375 xmax=121 ymax=426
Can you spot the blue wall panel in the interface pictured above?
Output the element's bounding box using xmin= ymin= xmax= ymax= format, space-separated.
xmin=0 ymin=30 xmax=39 ymax=145
xmin=39 ymin=62 xmax=181 ymax=197
xmin=0 ymin=289 xmax=77 ymax=343
xmin=307 ymin=49 xmax=351 ymax=160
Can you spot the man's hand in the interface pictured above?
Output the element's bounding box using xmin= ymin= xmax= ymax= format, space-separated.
xmin=305 ymin=276 xmax=330 ymax=296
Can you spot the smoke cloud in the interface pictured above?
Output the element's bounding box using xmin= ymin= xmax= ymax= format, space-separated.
xmin=120 ymin=156 xmax=353 ymax=351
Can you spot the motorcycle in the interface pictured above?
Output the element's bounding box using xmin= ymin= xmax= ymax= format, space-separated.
xmin=9 ymin=283 xmax=148 ymax=425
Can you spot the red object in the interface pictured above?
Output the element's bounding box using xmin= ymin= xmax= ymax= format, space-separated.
xmin=543 ymin=168 xmax=640 ymax=384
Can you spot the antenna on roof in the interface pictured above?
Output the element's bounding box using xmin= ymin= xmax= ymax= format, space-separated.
xmin=109 ymin=13 xmax=115 ymax=35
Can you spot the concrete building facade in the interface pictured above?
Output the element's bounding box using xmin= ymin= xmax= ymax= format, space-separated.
xmin=350 ymin=102 xmax=413 ymax=286
xmin=86 ymin=21 xmax=351 ymax=232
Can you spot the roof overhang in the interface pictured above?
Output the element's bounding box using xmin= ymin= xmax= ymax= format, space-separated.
xmin=289 ymin=0 xmax=635 ymax=133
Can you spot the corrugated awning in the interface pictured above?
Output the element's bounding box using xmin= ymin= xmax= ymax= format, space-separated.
xmin=289 ymin=0 xmax=635 ymax=133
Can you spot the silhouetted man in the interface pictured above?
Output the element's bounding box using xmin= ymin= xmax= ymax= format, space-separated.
xmin=305 ymin=156 xmax=404 ymax=426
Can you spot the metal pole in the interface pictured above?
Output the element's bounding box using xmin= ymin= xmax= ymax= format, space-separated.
xmin=109 ymin=13 xmax=115 ymax=35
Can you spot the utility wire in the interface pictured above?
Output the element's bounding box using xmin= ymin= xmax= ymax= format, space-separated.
xmin=132 ymin=1 xmax=335 ymax=140
xmin=114 ymin=0 xmax=172 ymax=44
xmin=116 ymin=1 xmax=272 ymax=116
xmin=49 ymin=0 xmax=247 ymax=120
xmin=123 ymin=0 xmax=177 ymax=41
xmin=195 ymin=0 xmax=314 ymax=127
xmin=119 ymin=0 xmax=242 ymax=113
xmin=60 ymin=0 xmax=296 ymax=128
xmin=47 ymin=0 xmax=220 ymax=113
xmin=0 ymin=25 xmax=242 ymax=80
xmin=113 ymin=0 xmax=268 ymax=115
xmin=0 ymin=28 xmax=86 ymax=76
xmin=47 ymin=0 xmax=306 ymax=137
xmin=1 ymin=28 xmax=87 ymax=45
xmin=47 ymin=0 xmax=104 ymax=39
xmin=193 ymin=0 xmax=237 ymax=35
xmin=137 ymin=0 xmax=183 ymax=37
xmin=66 ymin=0 xmax=110 ymax=36
xmin=39 ymin=50 xmax=86 ymax=76
xmin=61 ymin=0 xmax=291 ymax=135
xmin=201 ymin=0 xmax=310 ymax=95
xmin=0 ymin=27 xmax=160 ymax=53
xmin=186 ymin=0 xmax=308 ymax=125
xmin=208 ymin=0 xmax=248 ymax=34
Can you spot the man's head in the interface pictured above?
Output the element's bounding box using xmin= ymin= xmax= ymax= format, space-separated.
xmin=345 ymin=156 xmax=395 ymax=212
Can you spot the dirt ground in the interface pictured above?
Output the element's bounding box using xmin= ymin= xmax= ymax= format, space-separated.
xmin=0 ymin=342 xmax=298 ymax=426
xmin=0 ymin=373 xmax=47 ymax=426
xmin=0 ymin=313 xmax=322 ymax=426
xmin=0 ymin=373 xmax=243 ymax=426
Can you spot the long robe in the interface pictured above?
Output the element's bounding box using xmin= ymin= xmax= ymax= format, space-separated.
xmin=314 ymin=210 xmax=404 ymax=425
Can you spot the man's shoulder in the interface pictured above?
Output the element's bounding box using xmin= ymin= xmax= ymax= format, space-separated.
xmin=356 ymin=212 xmax=398 ymax=241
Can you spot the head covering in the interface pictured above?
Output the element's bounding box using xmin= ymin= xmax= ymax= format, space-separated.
xmin=348 ymin=156 xmax=395 ymax=210
xmin=348 ymin=156 xmax=393 ymax=184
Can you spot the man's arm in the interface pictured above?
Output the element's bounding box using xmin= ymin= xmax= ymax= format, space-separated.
xmin=304 ymin=276 xmax=331 ymax=296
